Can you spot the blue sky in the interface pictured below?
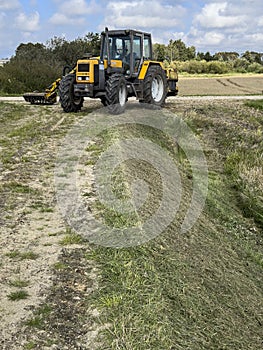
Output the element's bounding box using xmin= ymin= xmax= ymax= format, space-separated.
xmin=0 ymin=0 xmax=262 ymax=58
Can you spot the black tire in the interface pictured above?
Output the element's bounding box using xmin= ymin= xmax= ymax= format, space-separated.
xmin=105 ymin=74 xmax=127 ymax=114
xmin=59 ymin=73 xmax=84 ymax=113
xmin=100 ymin=97 xmax=107 ymax=106
xmin=142 ymin=65 xmax=167 ymax=106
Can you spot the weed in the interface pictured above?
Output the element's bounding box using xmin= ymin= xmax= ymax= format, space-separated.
xmin=40 ymin=207 xmax=54 ymax=213
xmin=6 ymin=251 xmax=39 ymax=260
xmin=25 ymin=316 xmax=43 ymax=329
xmin=21 ymin=252 xmax=39 ymax=260
xmin=25 ymin=304 xmax=52 ymax=329
xmin=59 ymin=232 xmax=85 ymax=245
xmin=4 ymin=182 xmax=35 ymax=194
xmin=6 ymin=251 xmax=21 ymax=259
xmin=245 ymin=99 xmax=263 ymax=110
xmin=53 ymin=262 xmax=67 ymax=270
xmin=9 ymin=279 xmax=30 ymax=288
xmin=7 ymin=290 xmax=29 ymax=301
xmin=24 ymin=341 xmax=37 ymax=349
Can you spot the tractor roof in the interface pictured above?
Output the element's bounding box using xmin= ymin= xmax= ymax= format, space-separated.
xmin=101 ymin=28 xmax=151 ymax=38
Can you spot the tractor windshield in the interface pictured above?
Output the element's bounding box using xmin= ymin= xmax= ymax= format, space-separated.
xmin=102 ymin=35 xmax=134 ymax=61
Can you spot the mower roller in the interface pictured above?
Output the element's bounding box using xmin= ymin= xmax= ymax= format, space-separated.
xmin=23 ymin=78 xmax=61 ymax=105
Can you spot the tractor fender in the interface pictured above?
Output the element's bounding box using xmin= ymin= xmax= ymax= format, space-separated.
xmin=138 ymin=61 xmax=166 ymax=80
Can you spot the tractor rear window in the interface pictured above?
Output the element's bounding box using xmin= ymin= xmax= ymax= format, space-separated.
xmin=78 ymin=64 xmax=89 ymax=72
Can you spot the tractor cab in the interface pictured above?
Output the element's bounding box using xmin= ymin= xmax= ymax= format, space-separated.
xmin=101 ymin=28 xmax=152 ymax=77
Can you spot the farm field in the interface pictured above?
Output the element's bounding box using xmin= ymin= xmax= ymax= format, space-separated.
xmin=178 ymin=74 xmax=263 ymax=96
xmin=0 ymin=97 xmax=262 ymax=349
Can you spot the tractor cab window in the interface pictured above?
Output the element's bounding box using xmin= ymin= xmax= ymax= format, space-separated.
xmin=133 ymin=36 xmax=142 ymax=60
xmin=103 ymin=36 xmax=131 ymax=61
xmin=143 ymin=37 xmax=151 ymax=59
xmin=113 ymin=38 xmax=131 ymax=60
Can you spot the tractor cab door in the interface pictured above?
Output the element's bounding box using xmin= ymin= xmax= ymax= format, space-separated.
xmin=127 ymin=33 xmax=152 ymax=77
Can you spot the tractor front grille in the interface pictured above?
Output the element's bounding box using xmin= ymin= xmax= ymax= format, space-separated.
xmin=78 ymin=63 xmax=89 ymax=72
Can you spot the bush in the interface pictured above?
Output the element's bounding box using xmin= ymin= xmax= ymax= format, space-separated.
xmin=232 ymin=58 xmax=250 ymax=73
xmin=0 ymin=59 xmax=60 ymax=94
xmin=206 ymin=61 xmax=229 ymax=74
xmin=171 ymin=60 xmax=231 ymax=74
xmin=247 ymin=63 xmax=263 ymax=73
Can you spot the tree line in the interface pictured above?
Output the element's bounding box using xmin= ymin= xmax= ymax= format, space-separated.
xmin=154 ymin=40 xmax=263 ymax=74
xmin=0 ymin=33 xmax=100 ymax=94
xmin=0 ymin=32 xmax=262 ymax=94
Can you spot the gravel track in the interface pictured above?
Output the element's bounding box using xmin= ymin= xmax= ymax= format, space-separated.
xmin=0 ymin=94 xmax=263 ymax=103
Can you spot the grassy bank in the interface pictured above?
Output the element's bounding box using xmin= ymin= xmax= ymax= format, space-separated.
xmin=81 ymin=100 xmax=262 ymax=349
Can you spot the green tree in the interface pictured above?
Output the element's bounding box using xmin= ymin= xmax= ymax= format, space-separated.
xmin=153 ymin=43 xmax=167 ymax=61
xmin=167 ymin=39 xmax=196 ymax=61
xmin=242 ymin=51 xmax=263 ymax=65
xmin=213 ymin=52 xmax=239 ymax=61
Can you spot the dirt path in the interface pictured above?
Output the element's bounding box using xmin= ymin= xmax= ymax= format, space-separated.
xmin=0 ymin=102 xmax=101 ymax=349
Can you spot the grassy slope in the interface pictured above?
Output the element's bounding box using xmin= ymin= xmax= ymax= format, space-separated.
xmin=0 ymin=101 xmax=262 ymax=349
xmin=82 ymin=100 xmax=263 ymax=349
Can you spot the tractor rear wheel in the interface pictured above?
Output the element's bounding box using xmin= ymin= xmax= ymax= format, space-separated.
xmin=105 ymin=74 xmax=127 ymax=114
xmin=143 ymin=65 xmax=167 ymax=106
xmin=59 ymin=73 xmax=84 ymax=113
xmin=100 ymin=97 xmax=107 ymax=106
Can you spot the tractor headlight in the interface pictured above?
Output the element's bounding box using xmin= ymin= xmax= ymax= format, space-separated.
xmin=77 ymin=76 xmax=90 ymax=81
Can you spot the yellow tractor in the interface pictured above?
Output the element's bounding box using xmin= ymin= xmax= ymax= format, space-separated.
xmin=59 ymin=28 xmax=178 ymax=113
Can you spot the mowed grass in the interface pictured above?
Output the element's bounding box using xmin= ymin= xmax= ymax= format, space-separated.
xmin=245 ymin=98 xmax=263 ymax=110
xmin=81 ymin=104 xmax=263 ymax=350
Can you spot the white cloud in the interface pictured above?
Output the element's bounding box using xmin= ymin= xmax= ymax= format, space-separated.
xmin=195 ymin=2 xmax=245 ymax=28
xmin=184 ymin=26 xmax=226 ymax=50
xmin=50 ymin=13 xmax=85 ymax=26
xmin=102 ymin=0 xmax=186 ymax=29
xmin=0 ymin=0 xmax=20 ymax=10
xmin=105 ymin=15 xmax=178 ymax=29
xmin=15 ymin=11 xmax=40 ymax=32
xmin=49 ymin=0 xmax=101 ymax=25
xmin=61 ymin=0 xmax=98 ymax=15
xmin=197 ymin=31 xmax=225 ymax=46
xmin=258 ymin=16 xmax=263 ymax=26
xmin=245 ymin=33 xmax=263 ymax=42
xmin=49 ymin=13 xmax=77 ymax=25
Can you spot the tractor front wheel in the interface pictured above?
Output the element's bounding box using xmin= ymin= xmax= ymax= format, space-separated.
xmin=59 ymin=73 xmax=84 ymax=113
xmin=105 ymin=74 xmax=127 ymax=114
xmin=143 ymin=65 xmax=167 ymax=106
